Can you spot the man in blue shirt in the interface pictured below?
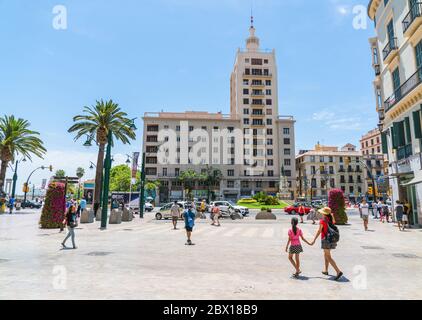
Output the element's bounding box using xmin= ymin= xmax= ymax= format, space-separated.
xmin=183 ymin=203 xmax=196 ymax=245
xmin=9 ymin=198 xmax=15 ymax=214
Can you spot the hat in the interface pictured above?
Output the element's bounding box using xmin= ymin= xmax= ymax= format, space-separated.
xmin=318 ymin=207 xmax=332 ymax=216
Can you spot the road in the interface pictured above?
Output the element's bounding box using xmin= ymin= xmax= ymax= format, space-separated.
xmin=0 ymin=208 xmax=421 ymax=300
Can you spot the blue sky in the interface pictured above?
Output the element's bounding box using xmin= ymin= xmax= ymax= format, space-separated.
xmin=0 ymin=0 xmax=377 ymax=191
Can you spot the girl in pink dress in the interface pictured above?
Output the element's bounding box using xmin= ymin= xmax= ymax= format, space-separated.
xmin=285 ymin=217 xmax=312 ymax=278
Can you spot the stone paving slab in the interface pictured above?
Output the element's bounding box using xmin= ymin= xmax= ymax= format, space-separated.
xmin=0 ymin=209 xmax=421 ymax=300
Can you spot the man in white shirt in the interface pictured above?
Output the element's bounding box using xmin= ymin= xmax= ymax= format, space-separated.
xmin=170 ymin=201 xmax=181 ymax=230
xmin=359 ymin=199 xmax=370 ymax=231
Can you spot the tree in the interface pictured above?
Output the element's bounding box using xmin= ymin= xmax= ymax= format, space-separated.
xmin=0 ymin=115 xmax=46 ymax=192
xmin=109 ymin=164 xmax=141 ymax=192
xmin=39 ymin=182 xmax=66 ymax=229
xmin=200 ymin=166 xmax=223 ymax=202
xmin=178 ymin=169 xmax=199 ymax=201
xmin=55 ymin=170 xmax=66 ymax=178
xmin=68 ymin=100 xmax=136 ymax=213
xmin=328 ymin=189 xmax=348 ymax=225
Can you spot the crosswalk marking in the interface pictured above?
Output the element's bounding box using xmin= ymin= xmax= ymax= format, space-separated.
xmin=223 ymin=227 xmax=243 ymax=237
xmin=241 ymin=228 xmax=258 ymax=238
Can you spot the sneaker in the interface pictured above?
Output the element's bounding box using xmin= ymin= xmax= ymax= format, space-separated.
xmin=61 ymin=243 xmax=66 ymax=248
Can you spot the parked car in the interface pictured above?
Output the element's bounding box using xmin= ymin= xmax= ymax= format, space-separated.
xmin=128 ymin=199 xmax=154 ymax=213
xmin=21 ymin=200 xmax=42 ymax=209
xmin=284 ymin=203 xmax=311 ymax=215
xmin=155 ymin=201 xmax=197 ymax=220
xmin=209 ymin=201 xmax=248 ymax=217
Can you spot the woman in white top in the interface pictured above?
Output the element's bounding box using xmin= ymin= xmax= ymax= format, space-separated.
xmin=359 ymin=199 xmax=370 ymax=231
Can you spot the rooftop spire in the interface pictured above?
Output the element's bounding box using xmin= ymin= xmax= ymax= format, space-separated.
xmin=246 ymin=11 xmax=259 ymax=51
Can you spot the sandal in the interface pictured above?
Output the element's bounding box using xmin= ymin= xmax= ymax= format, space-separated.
xmin=322 ymin=271 xmax=329 ymax=276
xmin=334 ymin=272 xmax=344 ymax=281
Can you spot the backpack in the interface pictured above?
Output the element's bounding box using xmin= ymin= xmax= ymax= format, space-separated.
xmin=396 ymin=205 xmax=404 ymax=215
xmin=326 ymin=222 xmax=340 ymax=244
xmin=382 ymin=206 xmax=389 ymax=215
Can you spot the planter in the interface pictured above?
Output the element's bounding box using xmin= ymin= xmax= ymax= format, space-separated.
xmin=80 ymin=209 xmax=95 ymax=224
xmin=256 ymin=210 xmax=277 ymax=220
xmin=109 ymin=209 xmax=122 ymax=224
xmin=122 ymin=208 xmax=133 ymax=222
xmin=96 ymin=208 xmax=103 ymax=221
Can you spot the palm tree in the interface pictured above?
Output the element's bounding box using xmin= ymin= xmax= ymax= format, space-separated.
xmin=55 ymin=170 xmax=66 ymax=178
xmin=201 ymin=166 xmax=223 ymax=202
xmin=0 ymin=115 xmax=46 ymax=193
xmin=68 ymin=100 xmax=136 ymax=213
xmin=178 ymin=169 xmax=198 ymax=201
xmin=76 ymin=167 xmax=85 ymax=200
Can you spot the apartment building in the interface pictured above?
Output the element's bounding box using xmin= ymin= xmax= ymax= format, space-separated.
xmin=142 ymin=20 xmax=296 ymax=203
xmin=296 ymin=144 xmax=365 ymax=201
xmin=368 ymin=0 xmax=422 ymax=226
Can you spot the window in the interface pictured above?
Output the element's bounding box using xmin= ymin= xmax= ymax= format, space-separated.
xmin=245 ymin=58 xmax=250 ymax=63
xmin=266 ymin=89 xmax=272 ymax=95
xmin=266 ymin=99 xmax=272 ymax=105
xmin=392 ymin=67 xmax=401 ymax=100
xmin=256 ymin=181 xmax=262 ymax=188
xmin=267 ymin=139 xmax=273 ymax=145
xmin=243 ymin=98 xmax=249 ymax=104
xmin=265 ymin=80 xmax=271 ymax=86
xmin=243 ymin=89 xmax=249 ymax=95
xmin=145 ymin=168 xmax=157 ymax=176
xmin=243 ymin=79 xmax=249 ymax=85
xmin=284 ymin=138 xmax=290 ymax=145
xmin=244 ymin=119 xmax=250 ymax=125
xmin=147 ymin=125 xmax=159 ymax=132
xmin=267 ymin=149 xmax=273 ymax=156
xmin=243 ymin=109 xmax=249 ymax=115
xmin=228 ymin=170 xmax=234 ymax=177
xmin=266 ymin=109 xmax=272 ymax=115
xmin=146 ymin=135 xmax=158 ymax=142
xmin=162 ymin=168 xmax=167 ymax=176
xmin=264 ymin=59 xmax=269 ymax=64
xmin=227 ymin=181 xmax=235 ymax=188
xmin=284 ymin=159 xmax=291 ymax=166
xmin=267 ymin=129 xmax=273 ymax=135
xmin=283 ymin=128 xmax=290 ymax=135
xmin=269 ymin=181 xmax=275 ymax=188
xmin=284 ymin=149 xmax=291 ymax=155
xmin=176 ymin=126 xmax=180 ymax=132
xmin=189 ymin=126 xmax=194 ymax=132
xmin=245 ymin=68 xmax=250 ymax=75
xmin=268 ymin=159 xmax=274 ymax=166
xmin=267 ymin=119 xmax=273 ymax=125
xmin=251 ymin=58 xmax=263 ymax=65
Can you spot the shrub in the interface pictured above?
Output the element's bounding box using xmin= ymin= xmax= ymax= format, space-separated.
xmin=39 ymin=182 xmax=66 ymax=229
xmin=253 ymin=191 xmax=267 ymax=203
xmin=263 ymin=196 xmax=280 ymax=206
xmin=328 ymin=189 xmax=348 ymax=225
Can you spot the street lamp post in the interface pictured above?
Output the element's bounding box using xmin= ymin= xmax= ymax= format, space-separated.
xmin=139 ymin=152 xmax=146 ymax=219
xmin=23 ymin=165 xmax=52 ymax=206
xmin=10 ymin=158 xmax=26 ymax=201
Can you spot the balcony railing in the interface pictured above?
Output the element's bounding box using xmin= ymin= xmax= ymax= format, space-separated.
xmin=374 ymin=64 xmax=381 ymax=76
xmin=385 ymin=66 xmax=422 ymax=112
xmin=397 ymin=144 xmax=413 ymax=161
xmin=382 ymin=37 xmax=398 ymax=61
xmin=403 ymin=2 xmax=422 ymax=34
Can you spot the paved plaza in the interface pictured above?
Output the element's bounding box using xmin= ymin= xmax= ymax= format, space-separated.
xmin=0 ymin=209 xmax=422 ymax=300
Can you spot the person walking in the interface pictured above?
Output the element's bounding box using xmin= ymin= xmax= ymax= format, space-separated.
xmin=8 ymin=197 xmax=15 ymax=214
xmin=395 ymin=201 xmax=405 ymax=231
xmin=211 ymin=205 xmax=221 ymax=227
xmin=61 ymin=205 xmax=78 ymax=249
xmin=380 ymin=200 xmax=390 ymax=223
xmin=311 ymin=207 xmax=343 ymax=281
xmin=285 ymin=217 xmax=312 ymax=278
xmin=171 ymin=201 xmax=181 ymax=230
xmin=375 ymin=199 xmax=382 ymax=219
xmin=298 ymin=204 xmax=306 ymax=223
xmin=359 ymin=199 xmax=370 ymax=231
xmin=183 ymin=203 xmax=196 ymax=245
xmin=403 ymin=199 xmax=411 ymax=229
xmin=200 ymin=199 xmax=207 ymax=219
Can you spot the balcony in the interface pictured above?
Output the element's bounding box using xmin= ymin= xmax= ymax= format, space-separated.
xmin=382 ymin=38 xmax=398 ymax=64
xmin=250 ymin=82 xmax=265 ymax=88
xmin=385 ymin=67 xmax=422 ymax=113
xmin=374 ymin=64 xmax=381 ymax=76
xmin=403 ymin=2 xmax=422 ymax=37
xmin=243 ymin=73 xmax=272 ymax=78
xmin=397 ymin=144 xmax=413 ymax=161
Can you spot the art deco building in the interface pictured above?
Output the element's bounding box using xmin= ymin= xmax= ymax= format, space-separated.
xmin=368 ymin=0 xmax=422 ymax=226
xmin=142 ymin=20 xmax=296 ymax=203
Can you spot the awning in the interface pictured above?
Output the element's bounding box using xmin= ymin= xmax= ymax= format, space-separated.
xmin=401 ymin=171 xmax=422 ymax=186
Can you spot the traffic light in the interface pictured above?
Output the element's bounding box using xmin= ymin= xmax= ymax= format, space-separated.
xmin=49 ymin=165 xmax=53 ymax=172
xmin=22 ymin=183 xmax=30 ymax=193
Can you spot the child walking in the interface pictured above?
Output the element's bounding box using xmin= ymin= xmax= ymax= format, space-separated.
xmin=285 ymin=217 xmax=312 ymax=278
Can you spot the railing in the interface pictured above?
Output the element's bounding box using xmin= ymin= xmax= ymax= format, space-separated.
xmin=397 ymin=144 xmax=413 ymax=161
xmin=385 ymin=66 xmax=422 ymax=112
xmin=403 ymin=2 xmax=422 ymax=33
xmin=374 ymin=64 xmax=381 ymax=76
xmin=382 ymin=37 xmax=398 ymax=61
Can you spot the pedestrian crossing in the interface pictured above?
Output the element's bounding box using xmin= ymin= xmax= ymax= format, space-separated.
xmin=116 ymin=223 xmax=319 ymax=240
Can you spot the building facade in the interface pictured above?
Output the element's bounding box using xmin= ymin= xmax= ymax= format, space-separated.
xmin=360 ymin=128 xmax=390 ymax=199
xmin=296 ymin=144 xmax=365 ymax=201
xmin=142 ymin=21 xmax=296 ymax=203
xmin=368 ymin=0 xmax=422 ymax=226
